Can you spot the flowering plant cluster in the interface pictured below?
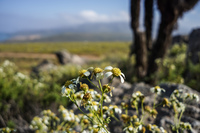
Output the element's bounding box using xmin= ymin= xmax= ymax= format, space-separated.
xmin=121 ymin=85 xmax=199 ymax=133
xmin=28 ymin=66 xmax=199 ymax=133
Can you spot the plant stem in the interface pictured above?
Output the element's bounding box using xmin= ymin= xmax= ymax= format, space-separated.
xmin=153 ymin=94 xmax=157 ymax=109
xmin=99 ymin=80 xmax=104 ymax=120
xmin=74 ymin=102 xmax=96 ymax=124
xmin=87 ymin=77 xmax=100 ymax=90
xmin=140 ymin=101 xmax=144 ymax=122
xmin=178 ymin=109 xmax=184 ymax=125
xmin=108 ymin=77 xmax=114 ymax=86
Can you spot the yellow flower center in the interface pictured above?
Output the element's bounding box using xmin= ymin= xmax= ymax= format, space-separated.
xmin=94 ymin=67 xmax=103 ymax=74
xmin=112 ymin=68 xmax=121 ymax=77
xmin=79 ymin=69 xmax=87 ymax=77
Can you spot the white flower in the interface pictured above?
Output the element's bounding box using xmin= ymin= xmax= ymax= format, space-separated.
xmin=104 ymin=94 xmax=111 ymax=103
xmin=138 ymin=125 xmax=142 ymax=130
xmin=61 ymin=86 xmax=75 ymax=97
xmin=160 ymin=127 xmax=166 ymax=133
xmin=76 ymin=69 xmax=90 ymax=83
xmin=176 ymin=102 xmax=185 ymax=112
xmin=61 ymin=80 xmax=76 ymax=97
xmin=193 ymin=94 xmax=199 ymax=102
xmin=123 ymin=126 xmax=134 ymax=133
xmin=0 ymin=67 xmax=3 ymax=73
xmin=88 ymin=89 xmax=98 ymax=99
xmin=150 ymin=86 xmax=165 ymax=95
xmin=109 ymin=105 xmax=122 ymax=114
xmin=2 ymin=60 xmax=14 ymax=67
xmin=43 ymin=116 xmax=49 ymax=125
xmin=16 ymin=72 xmax=27 ymax=79
xmin=85 ymin=101 xmax=99 ymax=111
xmin=82 ymin=130 xmax=89 ymax=133
xmin=62 ymin=110 xmax=75 ymax=122
xmin=104 ymin=66 xmax=125 ymax=83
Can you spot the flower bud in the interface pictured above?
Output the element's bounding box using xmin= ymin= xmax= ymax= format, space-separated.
xmin=121 ymin=102 xmax=129 ymax=109
xmin=162 ymin=98 xmax=170 ymax=107
xmin=142 ymin=127 xmax=146 ymax=133
xmin=151 ymin=109 xmax=158 ymax=118
xmin=145 ymin=106 xmax=151 ymax=113
xmin=83 ymin=93 xmax=92 ymax=101
xmin=134 ymin=122 xmax=140 ymax=127
xmin=80 ymin=83 xmax=89 ymax=92
xmin=103 ymin=84 xmax=111 ymax=93
xmin=83 ymin=119 xmax=89 ymax=124
xmin=146 ymin=124 xmax=151 ymax=131
xmin=121 ymin=114 xmax=130 ymax=123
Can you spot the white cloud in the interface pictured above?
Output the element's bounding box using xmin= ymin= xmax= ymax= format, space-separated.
xmin=60 ymin=10 xmax=130 ymax=24
xmin=80 ymin=10 xmax=108 ymax=22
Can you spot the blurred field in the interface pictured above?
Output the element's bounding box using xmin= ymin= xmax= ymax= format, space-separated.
xmin=0 ymin=42 xmax=131 ymax=73
xmin=0 ymin=42 xmax=130 ymax=55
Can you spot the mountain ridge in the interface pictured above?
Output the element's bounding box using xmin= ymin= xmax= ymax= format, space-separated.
xmin=1 ymin=22 xmax=132 ymax=42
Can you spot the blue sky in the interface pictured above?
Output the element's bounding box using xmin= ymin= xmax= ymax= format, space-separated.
xmin=0 ymin=0 xmax=200 ymax=35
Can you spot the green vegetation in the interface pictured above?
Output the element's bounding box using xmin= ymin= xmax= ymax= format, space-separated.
xmin=0 ymin=42 xmax=199 ymax=132
xmin=0 ymin=60 xmax=81 ymax=128
xmin=0 ymin=42 xmax=130 ymax=56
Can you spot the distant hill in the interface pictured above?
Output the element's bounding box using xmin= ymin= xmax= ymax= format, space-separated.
xmin=1 ymin=22 xmax=132 ymax=42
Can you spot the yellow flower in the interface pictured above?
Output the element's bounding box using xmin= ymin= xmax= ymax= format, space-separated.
xmin=150 ymin=86 xmax=165 ymax=95
xmin=105 ymin=66 xmax=125 ymax=83
xmin=79 ymin=69 xmax=89 ymax=78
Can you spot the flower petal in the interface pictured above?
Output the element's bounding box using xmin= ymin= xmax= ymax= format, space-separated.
xmin=68 ymin=84 xmax=75 ymax=89
xmin=105 ymin=72 xmax=113 ymax=78
xmin=61 ymin=86 xmax=66 ymax=94
xmin=120 ymin=75 xmax=124 ymax=83
xmin=84 ymin=71 xmax=90 ymax=76
xmin=104 ymin=66 xmax=113 ymax=71
xmin=121 ymin=73 xmax=125 ymax=78
xmin=87 ymin=67 xmax=94 ymax=71
xmin=76 ymin=77 xmax=80 ymax=84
